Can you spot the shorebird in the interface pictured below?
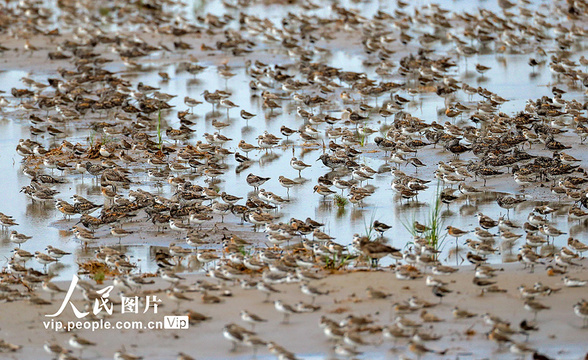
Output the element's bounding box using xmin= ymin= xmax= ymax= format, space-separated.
xmin=42 ymin=280 xmax=65 ymax=300
xmin=476 ymin=213 xmax=498 ymax=229
xmin=278 ymin=176 xmax=298 ymax=197
xmin=432 ymin=285 xmax=452 ymax=303
xmin=242 ymin=334 xmax=267 ymax=357
xmin=446 ymin=226 xmax=469 ymax=264
xmin=35 ymin=251 xmax=58 ymax=270
xmin=240 ymin=310 xmax=267 ymax=330
xmin=166 ymin=289 xmax=192 ymax=310
xmin=509 ymin=342 xmax=536 ymax=358
xmin=366 ymin=286 xmax=391 ymax=300
xmin=354 ymin=234 xmax=400 ymax=268
xmin=475 ymin=63 xmax=491 ymax=75
xmin=44 ymin=342 xmax=66 ymax=358
xmin=223 ymin=324 xmax=246 ymax=352
xmin=240 ymin=109 xmax=256 ymax=124
xmin=567 ymin=237 xmax=588 ymax=256
xmin=69 ymin=334 xmax=96 ymax=356
xmin=573 ymin=301 xmax=588 ymax=328
xmin=45 ymin=245 xmax=71 ymax=259
xmin=110 ymin=227 xmax=134 ymax=244
xmin=408 ymin=340 xmax=446 ymax=358
xmin=12 ymin=248 xmax=34 ymax=262
xmin=9 ymin=230 xmax=31 ymax=247
xmin=300 ymin=283 xmax=329 ymax=304
xmin=184 ymin=96 xmax=201 ymax=112
xmin=274 ymin=300 xmax=298 ymax=324
xmin=219 ymin=98 xmax=239 ymax=118
xmin=540 ymin=224 xmax=566 ymax=243
xmin=313 ymin=185 xmax=336 ymax=199
xmin=334 ymin=344 xmax=363 ymax=358
xmin=453 ymin=307 xmax=477 ymax=319
xmin=562 ymin=276 xmax=587 ymax=287
xmin=372 ymin=220 xmax=392 ymax=237
xmin=524 ymin=299 xmax=550 ymax=320
xmin=246 ymin=173 xmax=270 ymax=191
xmin=290 ymin=157 xmax=311 ymax=177
xmin=473 ymin=276 xmax=498 ymax=295
xmin=257 ymin=281 xmax=281 ymax=303
xmin=487 ymin=327 xmax=512 ymax=349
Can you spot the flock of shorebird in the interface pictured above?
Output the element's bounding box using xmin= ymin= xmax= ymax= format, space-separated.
xmin=0 ymin=0 xmax=588 ymax=358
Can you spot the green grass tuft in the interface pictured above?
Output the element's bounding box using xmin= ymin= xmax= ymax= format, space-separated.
xmin=401 ymin=182 xmax=447 ymax=259
xmin=157 ymin=109 xmax=163 ymax=149
xmin=334 ymin=194 xmax=348 ymax=209
xmin=363 ymin=211 xmax=377 ymax=240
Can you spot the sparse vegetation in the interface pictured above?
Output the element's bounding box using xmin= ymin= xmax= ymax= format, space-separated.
xmin=93 ymin=271 xmax=105 ymax=284
xmin=323 ymin=253 xmax=352 ymax=270
xmin=157 ymin=109 xmax=163 ymax=149
xmin=402 ymin=182 xmax=447 ymax=259
xmin=88 ymin=130 xmax=96 ymax=147
xmin=363 ymin=211 xmax=377 ymax=240
xmin=98 ymin=7 xmax=111 ymax=17
xmin=358 ymin=134 xmax=367 ymax=147
xmin=426 ymin=184 xmax=446 ymax=255
xmin=334 ymin=194 xmax=348 ymax=209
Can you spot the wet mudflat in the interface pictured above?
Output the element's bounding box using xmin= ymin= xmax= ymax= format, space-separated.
xmin=0 ymin=0 xmax=587 ymax=359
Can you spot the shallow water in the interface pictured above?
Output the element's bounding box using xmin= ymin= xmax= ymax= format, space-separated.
xmin=0 ymin=0 xmax=587 ymax=285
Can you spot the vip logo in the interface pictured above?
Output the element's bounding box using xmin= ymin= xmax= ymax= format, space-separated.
xmin=164 ymin=316 xmax=189 ymax=329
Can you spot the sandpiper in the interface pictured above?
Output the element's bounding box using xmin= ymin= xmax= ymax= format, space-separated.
xmin=277 ymin=176 xmax=298 ymax=197
xmin=573 ymin=301 xmax=588 ymax=328
xmin=300 ymin=283 xmax=329 ymax=304
xmin=562 ymin=276 xmax=587 ymax=287
xmin=453 ymin=306 xmax=476 ymax=319
xmin=246 ymin=173 xmax=270 ymax=190
xmin=274 ymin=300 xmax=298 ymax=324
xmin=42 ymin=280 xmax=66 ymax=300
xmin=257 ymin=281 xmax=281 ymax=303
xmin=9 ymin=230 xmax=31 ymax=247
xmin=166 ymin=289 xmax=193 ymax=310
xmin=313 ymin=185 xmax=336 ymax=199
xmin=45 ymin=245 xmax=71 ymax=259
xmin=567 ymin=237 xmax=588 ymax=256
xmin=524 ymin=299 xmax=550 ymax=320
xmin=354 ymin=235 xmax=399 ymax=268
xmin=476 ymin=213 xmax=498 ymax=229
xmin=240 ymin=310 xmax=267 ymax=330
xmin=290 ymin=157 xmax=311 ymax=177
xmin=432 ymin=285 xmax=452 ymax=303
xmin=111 ymin=227 xmax=134 ymax=243
xmin=69 ymin=334 xmax=96 ymax=356
xmin=12 ymin=248 xmax=34 ymax=262
xmin=540 ymin=224 xmax=566 ymax=243
xmin=446 ymin=226 xmax=469 ymax=263
xmin=372 ymin=220 xmax=392 ymax=237
xmin=35 ymin=251 xmax=58 ymax=269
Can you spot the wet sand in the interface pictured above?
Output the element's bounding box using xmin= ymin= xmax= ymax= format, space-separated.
xmin=0 ymin=260 xmax=587 ymax=359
